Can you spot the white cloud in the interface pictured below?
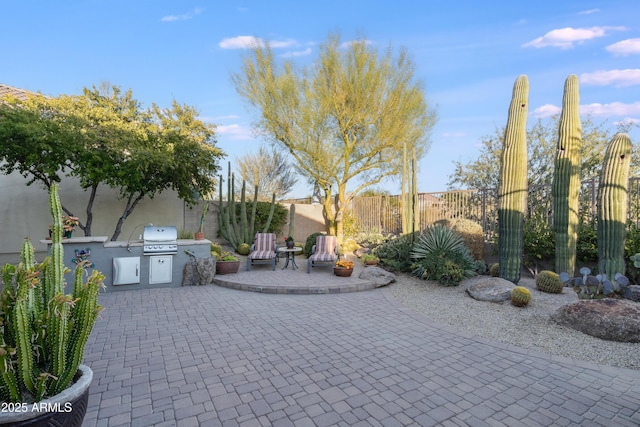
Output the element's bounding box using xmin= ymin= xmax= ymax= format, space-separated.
xmin=339 ymin=39 xmax=373 ymax=49
xmin=580 ymin=69 xmax=640 ymax=87
xmin=532 ymin=102 xmax=640 ymax=118
xmin=280 ymin=48 xmax=312 ymax=58
xmin=218 ymin=36 xmax=296 ymax=49
xmin=578 ymin=9 xmax=600 ymax=15
xmin=581 ymin=101 xmax=640 ymax=117
xmin=606 ymin=38 xmax=640 ymax=56
xmin=161 ymin=7 xmax=203 ymax=22
xmin=442 ymin=132 xmax=466 ymax=138
xmin=216 ymin=124 xmax=255 ymax=140
xmin=531 ymin=104 xmax=561 ymax=118
xmin=522 ymin=26 xmax=625 ymax=49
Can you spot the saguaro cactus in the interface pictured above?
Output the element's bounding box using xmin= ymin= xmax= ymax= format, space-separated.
xmin=552 ymin=74 xmax=582 ymax=276
xmin=598 ymin=133 xmax=632 ymax=279
xmin=288 ymin=203 xmax=296 ymax=238
xmin=498 ymin=75 xmax=529 ymax=284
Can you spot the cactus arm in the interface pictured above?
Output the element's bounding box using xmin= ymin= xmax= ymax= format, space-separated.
xmin=552 ymin=74 xmax=582 ymax=275
xmin=0 ymin=347 xmax=20 ymax=402
xmin=598 ymin=133 xmax=632 ymax=278
xmin=240 ymin=179 xmax=248 ymax=244
xmin=498 ymin=75 xmax=529 ymax=284
xmin=262 ymin=193 xmax=277 ymax=233
xmin=14 ymin=268 xmax=37 ymax=394
xmin=288 ymin=203 xmax=296 ymax=239
xmin=249 ymin=185 xmax=259 ymax=241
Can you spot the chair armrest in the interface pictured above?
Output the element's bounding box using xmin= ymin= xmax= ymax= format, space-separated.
xmin=311 ymin=244 xmax=316 ymax=254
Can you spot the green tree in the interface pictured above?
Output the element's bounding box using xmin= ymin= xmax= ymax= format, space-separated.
xmin=236 ymin=146 xmax=298 ymax=200
xmin=0 ymin=85 xmax=224 ymax=240
xmin=448 ymin=116 xmax=639 ymax=191
xmin=232 ymin=33 xmax=436 ymax=241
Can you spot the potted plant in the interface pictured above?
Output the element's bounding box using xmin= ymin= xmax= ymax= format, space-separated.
xmin=285 ymin=236 xmax=295 ymax=249
xmin=195 ymin=202 xmax=209 ymax=240
xmin=48 ymin=215 xmax=80 ymax=239
xmin=361 ymin=253 xmax=380 ymax=266
xmin=334 ymin=259 xmax=355 ymax=277
xmin=0 ymin=183 xmax=104 ymax=427
xmin=215 ymin=251 xmax=240 ymax=275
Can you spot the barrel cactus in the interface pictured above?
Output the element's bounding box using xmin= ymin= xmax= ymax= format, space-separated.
xmin=598 ymin=133 xmax=632 ymax=279
xmin=535 ymin=270 xmax=564 ymax=294
xmin=511 ymin=286 xmax=532 ymax=307
xmin=489 ymin=263 xmax=500 ymax=277
xmin=498 ymin=75 xmax=529 ymax=284
xmin=552 ymin=74 xmax=582 ymax=276
xmin=237 ymin=243 xmax=251 ymax=256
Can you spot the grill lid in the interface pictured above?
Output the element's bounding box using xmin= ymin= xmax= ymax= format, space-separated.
xmin=143 ymin=225 xmax=177 ymax=243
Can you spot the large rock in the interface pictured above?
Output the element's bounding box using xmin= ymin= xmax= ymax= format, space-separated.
xmin=182 ymin=257 xmax=216 ymax=286
xmin=622 ymin=285 xmax=640 ymax=302
xmin=358 ymin=267 xmax=396 ymax=288
xmin=466 ymin=277 xmax=515 ymax=302
xmin=552 ymin=299 xmax=640 ymax=343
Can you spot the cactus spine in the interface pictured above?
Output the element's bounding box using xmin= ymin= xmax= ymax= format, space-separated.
xmin=498 ymin=75 xmax=529 ymax=284
xmin=597 ymin=133 xmax=632 ymax=279
xmin=552 ymin=75 xmax=582 ymax=276
xmin=217 ymin=162 xmax=277 ymax=248
xmin=0 ymin=183 xmax=104 ymax=402
xmin=535 ymin=270 xmax=563 ymax=294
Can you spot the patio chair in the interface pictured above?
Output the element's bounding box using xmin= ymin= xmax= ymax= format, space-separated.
xmin=246 ymin=233 xmax=277 ymax=271
xmin=307 ymin=235 xmax=338 ymax=273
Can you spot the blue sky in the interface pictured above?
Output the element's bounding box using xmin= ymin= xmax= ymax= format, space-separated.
xmin=2 ymin=0 xmax=639 ymax=198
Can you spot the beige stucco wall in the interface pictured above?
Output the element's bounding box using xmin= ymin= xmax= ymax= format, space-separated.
xmin=1 ymin=172 xmax=329 ymax=262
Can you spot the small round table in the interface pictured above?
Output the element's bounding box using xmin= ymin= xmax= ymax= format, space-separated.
xmin=277 ymin=246 xmax=301 ymax=270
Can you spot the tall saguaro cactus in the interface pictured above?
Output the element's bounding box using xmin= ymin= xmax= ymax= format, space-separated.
xmin=598 ymin=133 xmax=632 ymax=279
xmin=552 ymin=74 xmax=582 ymax=275
xmin=498 ymin=75 xmax=529 ymax=284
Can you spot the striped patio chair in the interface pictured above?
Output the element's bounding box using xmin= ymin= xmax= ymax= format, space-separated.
xmin=307 ymin=235 xmax=338 ymax=273
xmin=246 ymin=233 xmax=277 ymax=271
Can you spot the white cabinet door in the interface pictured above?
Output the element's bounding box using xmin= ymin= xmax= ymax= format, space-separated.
xmin=149 ymin=255 xmax=173 ymax=284
xmin=113 ymin=257 xmax=141 ymax=285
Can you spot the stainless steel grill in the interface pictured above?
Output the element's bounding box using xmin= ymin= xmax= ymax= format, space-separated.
xmin=143 ymin=225 xmax=178 ymax=255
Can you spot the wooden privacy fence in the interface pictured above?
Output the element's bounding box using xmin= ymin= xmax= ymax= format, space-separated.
xmin=348 ymin=177 xmax=640 ymax=238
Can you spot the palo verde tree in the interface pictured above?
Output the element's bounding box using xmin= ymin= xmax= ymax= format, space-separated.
xmin=233 ymin=33 xmax=436 ymax=241
xmin=0 ymin=85 xmax=224 ymax=240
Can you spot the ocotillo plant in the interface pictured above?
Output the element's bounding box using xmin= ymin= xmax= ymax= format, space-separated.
xmin=217 ymin=162 xmax=276 ymax=248
xmin=551 ymin=74 xmax=582 ymax=276
xmin=0 ymin=183 xmax=104 ymax=402
xmin=598 ymin=133 xmax=632 ymax=279
xmin=498 ymin=75 xmax=529 ymax=284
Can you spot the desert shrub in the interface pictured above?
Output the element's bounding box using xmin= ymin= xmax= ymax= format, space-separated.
xmin=374 ymin=231 xmax=421 ymax=272
xmin=354 ymin=228 xmax=386 ymax=247
xmin=304 ymin=232 xmax=326 ymax=258
xmin=178 ymin=228 xmax=195 ymax=239
xmin=435 ymin=218 xmax=484 ymax=260
xmin=522 ymin=209 xmax=555 ymax=275
xmin=411 ymin=224 xmax=476 ymax=286
xmin=342 ymin=209 xmax=360 ymax=239
xmin=253 ymin=202 xmax=288 ymax=234
xmin=625 ymin=222 xmax=640 ymax=284
xmin=576 ymin=219 xmax=598 ymax=263
xmin=474 ymin=259 xmax=489 ymax=275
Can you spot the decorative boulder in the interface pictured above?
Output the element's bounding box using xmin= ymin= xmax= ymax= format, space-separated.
xmin=622 ymin=285 xmax=640 ymax=302
xmin=552 ymin=299 xmax=640 ymax=343
xmin=358 ymin=267 xmax=396 ymax=287
xmin=354 ymin=247 xmax=371 ymax=257
xmin=182 ymin=257 xmax=216 ymax=286
xmin=466 ymin=277 xmax=515 ymax=302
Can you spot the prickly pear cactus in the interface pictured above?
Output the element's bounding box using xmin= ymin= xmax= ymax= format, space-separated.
xmin=511 ymin=286 xmax=532 ymax=307
xmin=498 ymin=75 xmax=529 ymax=284
xmin=597 ymin=133 xmax=632 ymax=279
xmin=535 ymin=270 xmax=563 ymax=294
xmin=552 ymin=74 xmax=582 ymax=276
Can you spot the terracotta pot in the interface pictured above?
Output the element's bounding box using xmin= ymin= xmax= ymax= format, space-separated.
xmin=364 ymin=260 xmax=379 ymax=266
xmin=333 ymin=267 xmax=353 ymax=277
xmin=216 ymin=260 xmax=240 ymax=275
xmin=194 ymin=231 xmax=205 ymax=240
xmin=0 ymin=364 xmax=92 ymax=427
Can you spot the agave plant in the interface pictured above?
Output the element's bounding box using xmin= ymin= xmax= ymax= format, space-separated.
xmin=411 ymin=224 xmax=476 ymax=286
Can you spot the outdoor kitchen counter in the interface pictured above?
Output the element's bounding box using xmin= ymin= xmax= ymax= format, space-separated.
xmin=40 ymin=238 xmax=213 ymax=291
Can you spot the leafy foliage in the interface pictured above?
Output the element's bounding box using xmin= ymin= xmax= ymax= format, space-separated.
xmin=411 ymin=224 xmax=476 ymax=286
xmin=374 ymin=232 xmax=421 ymax=272
xmin=233 ymin=32 xmax=436 ymax=241
xmin=253 ymin=202 xmax=287 ymax=235
xmin=576 ymin=220 xmax=598 ymax=263
xmin=522 ymin=208 xmax=555 ymax=276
